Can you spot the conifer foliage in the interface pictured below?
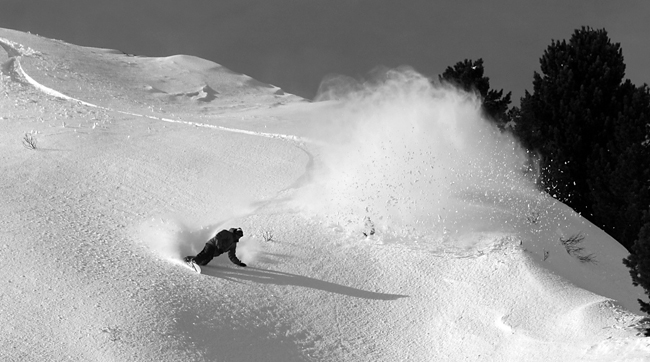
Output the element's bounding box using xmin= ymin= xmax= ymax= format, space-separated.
xmin=512 ymin=26 xmax=650 ymax=313
xmin=438 ymin=58 xmax=512 ymax=128
xmin=624 ymin=211 xmax=650 ymax=314
xmin=590 ymin=81 xmax=650 ymax=250
xmin=513 ymin=27 xmax=650 ymax=250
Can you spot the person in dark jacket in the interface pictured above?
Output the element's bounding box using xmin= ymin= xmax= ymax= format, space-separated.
xmin=184 ymin=227 xmax=247 ymax=267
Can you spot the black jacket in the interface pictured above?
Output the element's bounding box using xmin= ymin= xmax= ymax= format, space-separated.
xmin=207 ymin=229 xmax=243 ymax=265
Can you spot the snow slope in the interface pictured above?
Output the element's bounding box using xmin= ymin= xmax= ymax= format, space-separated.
xmin=1 ymin=28 xmax=649 ymax=361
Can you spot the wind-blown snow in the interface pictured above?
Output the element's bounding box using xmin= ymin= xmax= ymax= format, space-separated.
xmin=292 ymin=68 xmax=536 ymax=240
xmin=1 ymin=28 xmax=649 ymax=362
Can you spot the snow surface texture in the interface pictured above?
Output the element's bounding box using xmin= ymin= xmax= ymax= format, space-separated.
xmin=1 ymin=28 xmax=649 ymax=361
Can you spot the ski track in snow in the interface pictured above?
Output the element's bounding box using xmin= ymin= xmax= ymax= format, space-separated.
xmin=0 ymin=36 xmax=310 ymax=144
xmin=1 ymin=36 xmax=325 ymax=361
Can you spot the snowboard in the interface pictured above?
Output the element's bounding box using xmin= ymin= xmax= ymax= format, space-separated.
xmin=183 ymin=258 xmax=202 ymax=274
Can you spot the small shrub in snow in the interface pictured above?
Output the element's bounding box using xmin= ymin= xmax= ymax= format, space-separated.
xmin=100 ymin=325 xmax=122 ymax=342
xmin=542 ymin=249 xmax=549 ymax=261
xmin=560 ymin=233 xmax=596 ymax=263
xmin=560 ymin=233 xmax=584 ymax=255
xmin=261 ymin=230 xmax=274 ymax=242
xmin=576 ymin=253 xmax=597 ymax=264
xmin=632 ymin=317 xmax=650 ymax=337
xmin=363 ymin=216 xmax=376 ymax=237
xmin=526 ymin=211 xmax=541 ymax=225
xmin=22 ymin=132 xmax=37 ymax=150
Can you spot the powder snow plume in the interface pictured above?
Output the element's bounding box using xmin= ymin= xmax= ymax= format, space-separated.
xmin=236 ymin=236 xmax=262 ymax=264
xmin=137 ymin=215 xmax=218 ymax=260
xmin=293 ymin=67 xmax=538 ymax=239
xmin=137 ymin=213 xmax=261 ymax=264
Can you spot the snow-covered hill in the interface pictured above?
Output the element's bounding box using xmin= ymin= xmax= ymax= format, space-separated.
xmin=1 ymin=28 xmax=649 ymax=361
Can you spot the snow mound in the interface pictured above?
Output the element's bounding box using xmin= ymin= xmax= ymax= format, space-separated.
xmin=158 ymin=54 xmax=235 ymax=73
xmin=143 ymin=84 xmax=166 ymax=93
xmin=174 ymin=84 xmax=219 ymax=102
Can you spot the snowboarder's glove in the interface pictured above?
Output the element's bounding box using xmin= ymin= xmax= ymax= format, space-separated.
xmin=238 ymin=263 xmax=247 ymax=267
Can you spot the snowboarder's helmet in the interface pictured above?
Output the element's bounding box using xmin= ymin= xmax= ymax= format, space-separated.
xmin=230 ymin=228 xmax=243 ymax=238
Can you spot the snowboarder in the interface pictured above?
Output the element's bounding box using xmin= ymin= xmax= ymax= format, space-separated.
xmin=184 ymin=227 xmax=247 ymax=267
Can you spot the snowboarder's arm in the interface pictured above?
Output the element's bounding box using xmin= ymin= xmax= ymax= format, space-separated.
xmin=228 ymin=246 xmax=246 ymax=267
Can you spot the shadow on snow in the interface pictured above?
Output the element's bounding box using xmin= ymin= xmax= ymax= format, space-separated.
xmin=202 ymin=265 xmax=407 ymax=301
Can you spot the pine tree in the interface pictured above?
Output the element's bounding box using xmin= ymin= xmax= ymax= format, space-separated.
xmin=589 ymin=82 xmax=650 ymax=248
xmin=438 ymin=58 xmax=512 ymax=128
xmin=624 ymin=210 xmax=650 ymax=314
xmin=514 ymin=27 xmax=627 ymax=224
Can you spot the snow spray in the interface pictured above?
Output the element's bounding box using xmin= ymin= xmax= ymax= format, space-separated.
xmin=137 ymin=215 xmax=218 ymax=260
xmin=292 ymin=67 xmax=538 ymax=239
xmin=236 ymin=236 xmax=262 ymax=264
xmin=137 ymin=213 xmax=262 ymax=264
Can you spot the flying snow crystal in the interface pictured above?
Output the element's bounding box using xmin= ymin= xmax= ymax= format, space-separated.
xmin=293 ymin=67 xmax=537 ymax=239
xmin=138 ymin=215 xmax=217 ymax=260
